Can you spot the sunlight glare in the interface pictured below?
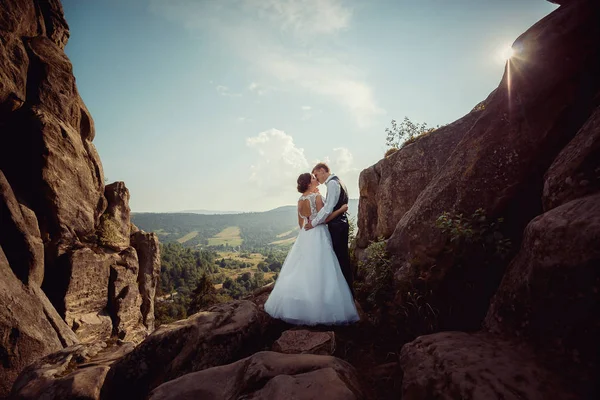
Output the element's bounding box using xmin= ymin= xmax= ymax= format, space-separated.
xmin=499 ymin=45 xmax=515 ymax=61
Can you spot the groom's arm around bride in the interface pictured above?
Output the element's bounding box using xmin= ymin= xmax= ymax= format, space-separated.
xmin=305 ymin=162 xmax=354 ymax=296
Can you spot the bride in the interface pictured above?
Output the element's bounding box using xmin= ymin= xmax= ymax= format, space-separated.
xmin=264 ymin=172 xmax=359 ymax=325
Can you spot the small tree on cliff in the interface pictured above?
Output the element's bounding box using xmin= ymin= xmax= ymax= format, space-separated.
xmin=385 ymin=117 xmax=438 ymax=149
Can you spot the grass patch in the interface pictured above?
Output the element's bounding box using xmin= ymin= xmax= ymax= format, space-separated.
xmin=214 ymin=251 xmax=275 ymax=283
xmin=269 ymin=236 xmax=296 ymax=246
xmin=176 ymin=231 xmax=198 ymax=243
xmin=217 ymin=251 xmax=265 ymax=268
xmin=208 ymin=226 xmax=243 ymax=246
xmin=276 ymin=228 xmax=297 ymax=238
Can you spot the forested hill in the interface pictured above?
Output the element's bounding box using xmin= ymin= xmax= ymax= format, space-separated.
xmin=132 ymin=199 xmax=359 ymax=249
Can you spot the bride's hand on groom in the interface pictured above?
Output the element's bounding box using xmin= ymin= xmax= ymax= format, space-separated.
xmin=340 ymin=204 xmax=349 ymax=213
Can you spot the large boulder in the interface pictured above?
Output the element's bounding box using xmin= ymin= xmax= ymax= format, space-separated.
xmin=380 ymin=0 xmax=600 ymax=328
xmin=356 ymin=108 xmax=483 ymax=251
xmin=100 ymin=301 xmax=264 ymax=400
xmin=400 ymin=332 xmax=576 ymax=400
xmin=485 ymin=193 xmax=600 ymax=393
xmin=11 ymin=341 xmax=134 ymax=400
xmin=148 ymin=351 xmax=365 ymax=400
xmin=543 ymin=105 xmax=600 ymax=211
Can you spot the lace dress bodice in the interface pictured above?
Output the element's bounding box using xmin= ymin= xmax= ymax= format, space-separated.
xmin=298 ymin=193 xmax=322 ymax=223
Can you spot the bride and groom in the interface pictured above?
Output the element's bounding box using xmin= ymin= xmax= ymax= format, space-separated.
xmin=264 ymin=163 xmax=359 ymax=325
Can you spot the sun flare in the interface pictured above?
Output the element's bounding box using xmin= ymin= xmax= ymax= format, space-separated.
xmin=499 ymin=45 xmax=515 ymax=61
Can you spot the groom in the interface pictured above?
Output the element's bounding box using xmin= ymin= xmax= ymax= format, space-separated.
xmin=305 ymin=162 xmax=353 ymax=296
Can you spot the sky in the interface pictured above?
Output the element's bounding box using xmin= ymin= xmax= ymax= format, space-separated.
xmin=61 ymin=0 xmax=558 ymax=213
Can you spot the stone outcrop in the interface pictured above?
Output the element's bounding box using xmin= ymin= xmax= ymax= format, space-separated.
xmin=130 ymin=231 xmax=160 ymax=332
xmin=98 ymin=182 xmax=131 ymax=251
xmin=0 ymin=0 xmax=160 ymax=395
xmin=365 ymin=0 xmax=600 ymax=328
xmin=543 ymin=105 xmax=600 ymax=211
xmin=0 ymin=171 xmax=44 ymax=287
xmin=272 ymin=329 xmax=336 ymax=356
xmin=400 ymin=332 xmax=575 ymax=400
xmin=100 ymin=301 xmax=264 ymax=400
xmin=0 ymin=245 xmax=67 ymax=397
xmin=148 ymin=351 xmax=365 ymax=400
xmin=59 ymin=248 xmax=114 ymax=343
xmin=485 ymin=193 xmax=600 ymax=392
xmin=11 ymin=341 xmax=134 ymax=400
xmin=356 ymin=108 xmax=483 ymax=253
xmin=108 ymin=248 xmax=145 ymax=343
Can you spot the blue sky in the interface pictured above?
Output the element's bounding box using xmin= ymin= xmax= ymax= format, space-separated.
xmin=62 ymin=0 xmax=557 ymax=212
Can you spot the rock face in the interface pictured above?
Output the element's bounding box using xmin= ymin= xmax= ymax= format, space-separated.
xmin=11 ymin=341 xmax=135 ymax=400
xmin=357 ymin=0 xmax=600 ymax=398
xmin=0 ymin=246 xmax=64 ymax=397
xmin=356 ymin=108 xmax=483 ymax=253
xmin=0 ymin=171 xmax=44 ymax=287
xmin=60 ymin=248 xmax=114 ymax=343
xmin=485 ymin=193 xmax=600 ymax=391
xmin=400 ymin=332 xmax=575 ymax=400
xmin=130 ymin=231 xmax=160 ymax=332
xmin=543 ymin=105 xmax=600 ymax=211
xmin=273 ymin=329 xmax=336 ymax=356
xmin=0 ymin=0 xmax=160 ymax=395
xmin=98 ymin=182 xmax=131 ymax=251
xmin=101 ymin=301 xmax=264 ymax=400
xmin=108 ymin=247 xmax=146 ymax=343
xmin=367 ymin=0 xmax=600 ymax=328
xmin=148 ymin=351 xmax=365 ymax=400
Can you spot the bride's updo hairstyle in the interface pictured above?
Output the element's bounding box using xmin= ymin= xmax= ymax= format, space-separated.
xmin=297 ymin=173 xmax=312 ymax=193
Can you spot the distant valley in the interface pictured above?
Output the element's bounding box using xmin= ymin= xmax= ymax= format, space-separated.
xmin=132 ymin=199 xmax=359 ymax=250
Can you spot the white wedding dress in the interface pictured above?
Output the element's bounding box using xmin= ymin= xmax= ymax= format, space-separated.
xmin=264 ymin=193 xmax=359 ymax=325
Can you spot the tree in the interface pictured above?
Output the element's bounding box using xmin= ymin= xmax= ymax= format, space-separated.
xmin=385 ymin=117 xmax=435 ymax=149
xmin=187 ymin=273 xmax=219 ymax=315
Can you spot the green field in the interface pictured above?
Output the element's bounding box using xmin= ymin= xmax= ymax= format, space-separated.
xmin=213 ymin=251 xmax=276 ymax=288
xmin=208 ymin=226 xmax=243 ymax=247
xmin=269 ymin=236 xmax=296 ymax=246
xmin=276 ymin=228 xmax=297 ymax=238
xmin=176 ymin=231 xmax=198 ymax=243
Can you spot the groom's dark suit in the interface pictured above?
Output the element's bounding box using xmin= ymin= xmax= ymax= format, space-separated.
xmin=310 ymin=174 xmax=353 ymax=294
xmin=326 ymin=176 xmax=353 ymax=296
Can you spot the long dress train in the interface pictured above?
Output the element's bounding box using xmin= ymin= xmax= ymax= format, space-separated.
xmin=264 ymin=193 xmax=359 ymax=325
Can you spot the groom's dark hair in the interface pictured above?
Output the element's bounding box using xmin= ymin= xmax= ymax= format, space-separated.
xmin=312 ymin=162 xmax=330 ymax=173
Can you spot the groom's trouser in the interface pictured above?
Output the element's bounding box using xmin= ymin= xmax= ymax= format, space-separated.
xmin=328 ymin=221 xmax=354 ymax=297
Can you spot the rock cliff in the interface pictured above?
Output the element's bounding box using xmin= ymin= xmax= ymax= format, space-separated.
xmin=0 ymin=0 xmax=160 ymax=396
xmin=356 ymin=0 xmax=600 ymax=398
xmin=3 ymin=0 xmax=599 ymax=399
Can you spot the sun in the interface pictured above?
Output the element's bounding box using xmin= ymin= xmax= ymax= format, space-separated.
xmin=499 ymin=45 xmax=515 ymax=61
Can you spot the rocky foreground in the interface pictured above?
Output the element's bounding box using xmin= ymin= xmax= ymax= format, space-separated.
xmin=2 ymin=0 xmax=599 ymax=399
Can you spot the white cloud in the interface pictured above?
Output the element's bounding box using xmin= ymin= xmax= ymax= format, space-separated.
xmin=150 ymin=0 xmax=383 ymax=127
xmin=301 ymin=105 xmax=311 ymax=110
xmin=246 ymin=129 xmax=309 ymax=201
xmin=259 ymin=52 xmax=384 ymax=126
xmin=247 ymin=81 xmax=273 ymax=96
xmin=245 ymin=0 xmax=352 ymax=37
xmin=246 ymin=129 xmax=360 ymax=205
xmin=216 ymin=85 xmax=242 ymax=97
